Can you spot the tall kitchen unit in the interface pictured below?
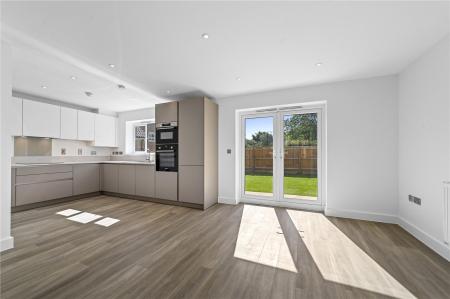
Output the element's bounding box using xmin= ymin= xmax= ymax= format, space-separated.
xmin=178 ymin=97 xmax=218 ymax=209
xmin=155 ymin=101 xmax=179 ymax=202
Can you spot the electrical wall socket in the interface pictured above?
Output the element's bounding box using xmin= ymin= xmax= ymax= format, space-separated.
xmin=408 ymin=194 xmax=421 ymax=205
xmin=61 ymin=148 xmax=66 ymax=155
xmin=414 ymin=197 xmax=421 ymax=205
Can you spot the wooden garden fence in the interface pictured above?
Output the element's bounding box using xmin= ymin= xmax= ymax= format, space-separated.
xmin=245 ymin=146 xmax=317 ymax=175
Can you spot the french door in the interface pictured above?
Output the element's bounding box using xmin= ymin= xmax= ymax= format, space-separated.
xmin=240 ymin=107 xmax=323 ymax=208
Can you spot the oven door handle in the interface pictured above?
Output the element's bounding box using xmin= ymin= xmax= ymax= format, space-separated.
xmin=156 ymin=150 xmax=176 ymax=153
xmin=156 ymin=126 xmax=175 ymax=130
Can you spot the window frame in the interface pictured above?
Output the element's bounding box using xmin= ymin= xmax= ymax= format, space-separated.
xmin=133 ymin=123 xmax=147 ymax=153
xmin=133 ymin=122 xmax=153 ymax=154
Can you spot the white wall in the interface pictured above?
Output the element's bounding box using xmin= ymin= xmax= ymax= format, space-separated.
xmin=1 ymin=41 xmax=14 ymax=251
xmin=398 ymin=35 xmax=450 ymax=260
xmin=117 ymin=108 xmax=155 ymax=154
xmin=217 ymin=75 xmax=399 ymax=221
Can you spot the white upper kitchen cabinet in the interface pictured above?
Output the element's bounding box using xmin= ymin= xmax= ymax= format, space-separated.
xmin=77 ymin=110 xmax=95 ymax=141
xmin=60 ymin=107 xmax=78 ymax=140
xmin=22 ymin=99 xmax=60 ymax=138
xmin=8 ymin=96 xmax=23 ymax=136
xmin=94 ymin=114 xmax=117 ymax=147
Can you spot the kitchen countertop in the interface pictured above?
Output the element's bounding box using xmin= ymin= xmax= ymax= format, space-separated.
xmin=12 ymin=160 xmax=155 ymax=168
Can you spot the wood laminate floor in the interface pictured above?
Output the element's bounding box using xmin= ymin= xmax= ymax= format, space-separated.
xmin=1 ymin=196 xmax=449 ymax=299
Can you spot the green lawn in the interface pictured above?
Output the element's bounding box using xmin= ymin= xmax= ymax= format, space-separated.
xmin=245 ymin=174 xmax=318 ymax=197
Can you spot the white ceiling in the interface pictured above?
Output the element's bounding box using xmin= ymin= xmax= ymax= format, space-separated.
xmin=1 ymin=1 xmax=449 ymax=112
xmin=9 ymin=42 xmax=167 ymax=112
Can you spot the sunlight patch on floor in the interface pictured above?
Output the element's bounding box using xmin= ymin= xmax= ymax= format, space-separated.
xmin=56 ymin=209 xmax=81 ymax=216
xmin=67 ymin=212 xmax=103 ymax=224
xmin=286 ymin=209 xmax=416 ymax=299
xmin=233 ymin=205 xmax=297 ymax=273
xmin=95 ymin=217 xmax=120 ymax=227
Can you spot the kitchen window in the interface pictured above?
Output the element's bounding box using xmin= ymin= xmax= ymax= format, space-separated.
xmin=133 ymin=122 xmax=155 ymax=153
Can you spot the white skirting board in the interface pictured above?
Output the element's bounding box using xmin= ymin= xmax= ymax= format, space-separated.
xmin=242 ymin=197 xmax=324 ymax=212
xmin=324 ymin=207 xmax=398 ymax=224
xmin=325 ymin=207 xmax=449 ymax=261
xmin=443 ymin=182 xmax=449 ymax=248
xmin=397 ymin=217 xmax=450 ymax=262
xmin=220 ymin=198 xmax=449 ymax=261
xmin=0 ymin=236 xmax=14 ymax=252
xmin=218 ymin=196 xmax=238 ymax=205
xmin=321 ymin=208 xmax=449 ymax=261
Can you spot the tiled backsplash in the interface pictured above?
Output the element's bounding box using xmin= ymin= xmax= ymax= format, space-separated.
xmin=12 ymin=137 xmax=155 ymax=164
xmin=14 ymin=137 xmax=115 ymax=157
xmin=14 ymin=137 xmax=52 ymax=156
xmin=52 ymin=139 xmax=114 ymax=157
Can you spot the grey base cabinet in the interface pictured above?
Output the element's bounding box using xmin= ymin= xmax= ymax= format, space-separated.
xmin=16 ymin=180 xmax=73 ymax=206
xmin=135 ymin=165 xmax=155 ymax=198
xmin=118 ymin=165 xmax=136 ymax=195
xmin=103 ymin=164 xmax=155 ymax=197
xmin=179 ymin=166 xmax=204 ymax=205
xmin=102 ymin=164 xmax=118 ymax=193
xmin=155 ymin=171 xmax=178 ymax=201
xmin=73 ymin=164 xmax=100 ymax=195
xmin=12 ymin=163 xmax=178 ymax=209
xmin=14 ymin=165 xmax=73 ymax=206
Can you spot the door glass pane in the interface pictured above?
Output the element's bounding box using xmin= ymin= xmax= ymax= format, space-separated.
xmin=244 ymin=116 xmax=274 ymax=197
xmin=283 ymin=113 xmax=318 ymax=200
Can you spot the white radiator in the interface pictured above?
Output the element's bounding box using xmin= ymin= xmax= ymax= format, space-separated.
xmin=444 ymin=181 xmax=450 ymax=246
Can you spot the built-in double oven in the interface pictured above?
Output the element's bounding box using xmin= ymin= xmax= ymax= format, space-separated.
xmin=156 ymin=144 xmax=178 ymax=172
xmin=156 ymin=122 xmax=178 ymax=144
xmin=156 ymin=122 xmax=178 ymax=172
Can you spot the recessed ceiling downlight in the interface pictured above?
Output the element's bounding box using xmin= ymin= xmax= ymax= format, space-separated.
xmin=316 ymin=62 xmax=323 ymax=67
xmin=166 ymin=90 xmax=171 ymax=94
xmin=41 ymin=85 xmax=47 ymax=89
xmin=85 ymin=91 xmax=93 ymax=97
xmin=70 ymin=76 xmax=77 ymax=80
xmin=201 ymin=33 xmax=209 ymax=39
xmin=236 ymin=77 xmax=241 ymax=81
xmin=108 ymin=64 xmax=115 ymax=68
